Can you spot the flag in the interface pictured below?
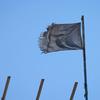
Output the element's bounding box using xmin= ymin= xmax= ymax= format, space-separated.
xmin=39 ymin=23 xmax=83 ymax=53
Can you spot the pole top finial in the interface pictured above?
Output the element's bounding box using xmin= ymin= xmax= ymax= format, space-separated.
xmin=81 ymin=15 xmax=84 ymax=21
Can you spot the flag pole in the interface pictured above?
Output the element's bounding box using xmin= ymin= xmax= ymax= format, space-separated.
xmin=70 ymin=81 xmax=78 ymax=100
xmin=36 ymin=79 xmax=44 ymax=100
xmin=1 ymin=76 xmax=11 ymax=100
xmin=81 ymin=16 xmax=88 ymax=100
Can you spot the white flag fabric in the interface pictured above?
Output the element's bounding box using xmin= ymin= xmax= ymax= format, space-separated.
xmin=39 ymin=23 xmax=83 ymax=53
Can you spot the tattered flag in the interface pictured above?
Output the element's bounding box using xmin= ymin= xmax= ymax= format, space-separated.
xmin=39 ymin=23 xmax=83 ymax=53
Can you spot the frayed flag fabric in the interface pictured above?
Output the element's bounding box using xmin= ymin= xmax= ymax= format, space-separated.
xmin=39 ymin=23 xmax=83 ymax=53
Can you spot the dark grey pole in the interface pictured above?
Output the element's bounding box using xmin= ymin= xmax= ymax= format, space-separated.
xmin=81 ymin=16 xmax=88 ymax=100
xmin=1 ymin=76 xmax=11 ymax=100
xmin=36 ymin=79 xmax=44 ymax=100
xmin=70 ymin=82 xmax=78 ymax=100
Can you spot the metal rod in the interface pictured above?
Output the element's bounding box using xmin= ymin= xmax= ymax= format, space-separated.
xmin=81 ymin=15 xmax=88 ymax=100
xmin=70 ymin=82 xmax=78 ymax=100
xmin=1 ymin=76 xmax=11 ymax=100
xmin=36 ymin=79 xmax=44 ymax=100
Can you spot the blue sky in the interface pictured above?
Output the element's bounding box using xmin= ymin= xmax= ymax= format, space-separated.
xmin=0 ymin=0 xmax=100 ymax=100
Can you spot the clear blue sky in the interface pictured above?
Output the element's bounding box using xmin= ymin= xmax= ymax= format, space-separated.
xmin=0 ymin=0 xmax=100 ymax=100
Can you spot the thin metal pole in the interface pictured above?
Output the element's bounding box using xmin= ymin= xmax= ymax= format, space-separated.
xmin=36 ymin=79 xmax=44 ymax=100
xmin=70 ymin=82 xmax=78 ymax=100
xmin=1 ymin=76 xmax=11 ymax=100
xmin=81 ymin=16 xmax=88 ymax=100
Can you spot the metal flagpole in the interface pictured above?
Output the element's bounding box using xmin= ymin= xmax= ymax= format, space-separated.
xmin=1 ymin=76 xmax=11 ymax=100
xmin=81 ymin=16 xmax=88 ymax=100
xmin=70 ymin=81 xmax=78 ymax=100
xmin=36 ymin=79 xmax=44 ymax=100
